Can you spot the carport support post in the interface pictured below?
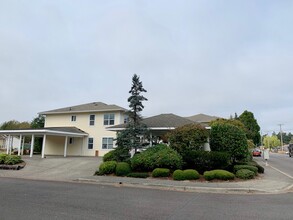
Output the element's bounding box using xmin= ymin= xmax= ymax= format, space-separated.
xmin=21 ymin=136 xmax=25 ymax=155
xmin=64 ymin=136 xmax=68 ymax=157
xmin=18 ymin=135 xmax=22 ymax=156
xmin=41 ymin=134 xmax=46 ymax=159
xmin=30 ymin=134 xmax=34 ymax=157
xmin=6 ymin=135 xmax=10 ymax=154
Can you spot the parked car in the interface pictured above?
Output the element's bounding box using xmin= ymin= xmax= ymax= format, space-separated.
xmin=252 ymin=149 xmax=262 ymax=157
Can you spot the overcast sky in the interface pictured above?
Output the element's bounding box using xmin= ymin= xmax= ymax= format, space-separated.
xmin=1 ymin=0 xmax=293 ymax=134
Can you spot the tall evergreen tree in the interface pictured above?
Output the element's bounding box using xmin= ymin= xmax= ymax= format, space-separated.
xmin=238 ymin=110 xmax=261 ymax=145
xmin=116 ymin=74 xmax=148 ymax=154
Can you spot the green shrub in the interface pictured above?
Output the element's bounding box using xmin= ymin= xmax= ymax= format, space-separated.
xmin=127 ymin=172 xmax=149 ymax=178
xmin=103 ymin=147 xmax=130 ymax=162
xmin=4 ymin=155 xmax=22 ymax=165
xmin=98 ymin=161 xmax=117 ymax=175
xmin=115 ymin=162 xmax=131 ymax=176
xmin=173 ymin=170 xmax=185 ymax=180
xmin=233 ymin=165 xmax=258 ymax=175
xmin=236 ymin=161 xmax=265 ymax=174
xmin=152 ymin=168 xmax=170 ymax=178
xmin=131 ymin=145 xmax=183 ymax=171
xmin=0 ymin=154 xmax=7 ymax=164
xmin=182 ymin=150 xmax=231 ymax=174
xmin=203 ymin=170 xmax=235 ymax=181
xmin=236 ymin=169 xmax=255 ymax=179
xmin=183 ymin=169 xmax=200 ymax=180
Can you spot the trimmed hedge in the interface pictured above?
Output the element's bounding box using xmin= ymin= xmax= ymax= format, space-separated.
xmin=131 ymin=145 xmax=183 ymax=171
xmin=127 ymin=172 xmax=149 ymax=178
xmin=0 ymin=154 xmax=23 ymax=165
xmin=203 ymin=170 xmax=235 ymax=181
xmin=115 ymin=162 xmax=131 ymax=176
xmin=182 ymin=150 xmax=231 ymax=174
xmin=236 ymin=161 xmax=265 ymax=174
xmin=236 ymin=169 xmax=255 ymax=179
xmin=152 ymin=168 xmax=170 ymax=178
xmin=173 ymin=169 xmax=200 ymax=181
xmin=98 ymin=161 xmax=117 ymax=175
xmin=103 ymin=147 xmax=130 ymax=162
xmin=233 ymin=165 xmax=258 ymax=175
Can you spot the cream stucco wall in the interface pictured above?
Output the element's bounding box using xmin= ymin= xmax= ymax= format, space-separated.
xmin=44 ymin=111 xmax=125 ymax=156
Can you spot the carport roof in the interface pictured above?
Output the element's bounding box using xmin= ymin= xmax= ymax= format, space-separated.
xmin=0 ymin=127 xmax=88 ymax=137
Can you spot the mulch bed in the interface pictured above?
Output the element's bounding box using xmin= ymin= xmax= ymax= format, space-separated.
xmin=0 ymin=162 xmax=26 ymax=170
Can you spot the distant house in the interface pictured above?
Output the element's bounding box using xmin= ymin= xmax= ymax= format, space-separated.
xmin=186 ymin=113 xmax=220 ymax=127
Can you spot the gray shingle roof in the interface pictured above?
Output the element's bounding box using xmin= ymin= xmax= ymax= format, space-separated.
xmin=39 ymin=102 xmax=127 ymax=115
xmin=186 ymin=113 xmax=220 ymax=123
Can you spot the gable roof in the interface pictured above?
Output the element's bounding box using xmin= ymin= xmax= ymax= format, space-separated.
xmin=39 ymin=102 xmax=127 ymax=115
xmin=108 ymin=113 xmax=196 ymax=130
xmin=186 ymin=113 xmax=220 ymax=124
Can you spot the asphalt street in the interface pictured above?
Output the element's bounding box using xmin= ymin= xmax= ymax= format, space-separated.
xmin=0 ymin=177 xmax=292 ymax=220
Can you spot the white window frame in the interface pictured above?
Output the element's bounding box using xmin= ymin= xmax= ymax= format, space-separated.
xmin=102 ymin=137 xmax=114 ymax=149
xmin=104 ymin=113 xmax=115 ymax=126
xmin=71 ymin=115 xmax=76 ymax=122
xmin=88 ymin=138 xmax=94 ymax=149
xmin=89 ymin=115 xmax=95 ymax=126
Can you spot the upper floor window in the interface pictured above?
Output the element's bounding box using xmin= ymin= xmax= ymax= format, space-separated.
xmin=71 ymin=115 xmax=76 ymax=122
xmin=89 ymin=115 xmax=95 ymax=126
xmin=104 ymin=113 xmax=115 ymax=125
xmin=102 ymin=137 xmax=113 ymax=149
xmin=124 ymin=115 xmax=129 ymax=124
xmin=88 ymin=138 xmax=93 ymax=149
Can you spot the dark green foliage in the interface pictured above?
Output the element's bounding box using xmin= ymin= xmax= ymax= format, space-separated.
xmin=152 ymin=168 xmax=170 ymax=177
xmin=0 ymin=120 xmax=30 ymax=130
xmin=3 ymin=155 xmax=23 ymax=165
xmin=127 ymin=172 xmax=149 ymax=178
xmin=30 ymin=115 xmax=45 ymax=153
xmin=236 ymin=161 xmax=265 ymax=174
xmin=168 ymin=124 xmax=208 ymax=155
xmin=182 ymin=150 xmax=231 ymax=174
xmin=203 ymin=170 xmax=235 ymax=181
xmin=173 ymin=170 xmax=185 ymax=180
xmin=238 ymin=110 xmax=261 ymax=145
xmin=233 ymin=165 xmax=258 ymax=174
xmin=131 ymin=144 xmax=183 ymax=171
xmin=236 ymin=169 xmax=255 ymax=179
xmin=183 ymin=169 xmax=200 ymax=180
xmin=0 ymin=154 xmax=6 ymax=164
xmin=115 ymin=162 xmax=132 ymax=176
xmin=210 ymin=122 xmax=249 ymax=162
xmin=103 ymin=147 xmax=130 ymax=162
xmin=98 ymin=161 xmax=117 ymax=175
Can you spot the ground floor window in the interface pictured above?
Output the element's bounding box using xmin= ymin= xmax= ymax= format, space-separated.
xmin=88 ymin=138 xmax=93 ymax=149
xmin=102 ymin=137 xmax=113 ymax=149
xmin=69 ymin=137 xmax=74 ymax=144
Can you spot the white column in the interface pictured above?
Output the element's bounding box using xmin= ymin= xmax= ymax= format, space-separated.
xmin=18 ymin=135 xmax=22 ymax=156
xmin=30 ymin=134 xmax=35 ymax=157
xmin=9 ymin=136 xmax=13 ymax=155
xmin=64 ymin=136 xmax=68 ymax=157
xmin=6 ymin=135 xmax=10 ymax=154
xmin=41 ymin=134 xmax=46 ymax=159
xmin=21 ymin=136 xmax=25 ymax=155
xmin=150 ymin=133 xmax=153 ymax=147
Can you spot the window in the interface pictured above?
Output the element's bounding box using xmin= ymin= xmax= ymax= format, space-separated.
xmin=88 ymin=138 xmax=93 ymax=149
xmin=102 ymin=138 xmax=113 ymax=149
xmin=124 ymin=115 xmax=129 ymax=124
xmin=69 ymin=137 xmax=74 ymax=144
xmin=89 ymin=115 xmax=95 ymax=126
xmin=104 ymin=114 xmax=115 ymax=125
xmin=71 ymin=115 xmax=76 ymax=122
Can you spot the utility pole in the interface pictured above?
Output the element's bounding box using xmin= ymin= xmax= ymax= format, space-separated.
xmin=278 ymin=124 xmax=284 ymax=151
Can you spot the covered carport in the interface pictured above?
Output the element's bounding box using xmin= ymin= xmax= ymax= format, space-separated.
xmin=0 ymin=127 xmax=88 ymax=158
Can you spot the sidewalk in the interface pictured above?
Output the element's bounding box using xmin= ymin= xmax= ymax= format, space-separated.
xmin=0 ymin=156 xmax=292 ymax=194
xmin=76 ymin=161 xmax=293 ymax=194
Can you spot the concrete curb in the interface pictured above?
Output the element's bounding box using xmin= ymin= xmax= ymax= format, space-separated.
xmin=74 ymin=178 xmax=287 ymax=195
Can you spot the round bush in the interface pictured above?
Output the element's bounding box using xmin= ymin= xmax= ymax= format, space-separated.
xmin=152 ymin=168 xmax=170 ymax=178
xmin=203 ymin=170 xmax=235 ymax=181
xmin=98 ymin=161 xmax=117 ymax=175
xmin=183 ymin=169 xmax=200 ymax=180
xmin=236 ymin=169 xmax=255 ymax=179
xmin=127 ymin=172 xmax=149 ymax=178
xmin=115 ymin=162 xmax=131 ymax=176
xmin=103 ymin=150 xmax=115 ymax=162
xmin=233 ymin=165 xmax=258 ymax=174
xmin=131 ymin=145 xmax=183 ymax=171
xmin=4 ymin=155 xmax=22 ymax=165
xmin=173 ymin=170 xmax=185 ymax=180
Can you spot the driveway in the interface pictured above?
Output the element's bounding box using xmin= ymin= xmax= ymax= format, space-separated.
xmin=0 ymin=155 xmax=102 ymax=181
